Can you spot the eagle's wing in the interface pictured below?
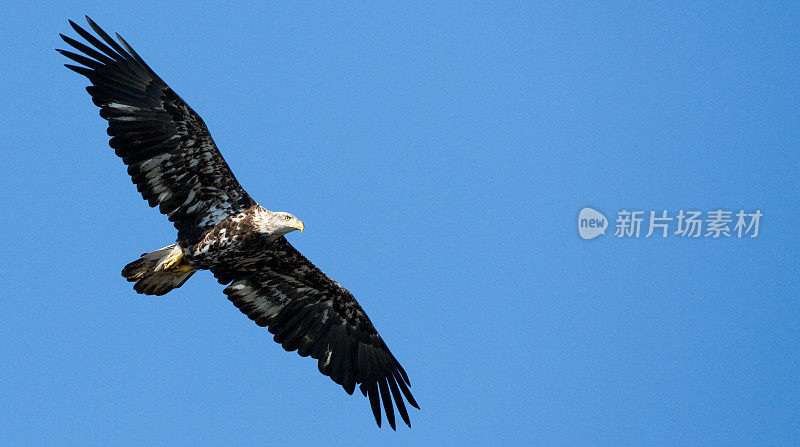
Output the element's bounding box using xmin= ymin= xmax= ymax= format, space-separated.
xmin=58 ymin=17 xmax=255 ymax=237
xmin=212 ymin=238 xmax=419 ymax=429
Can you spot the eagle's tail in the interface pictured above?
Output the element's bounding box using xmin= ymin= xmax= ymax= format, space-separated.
xmin=121 ymin=244 xmax=197 ymax=296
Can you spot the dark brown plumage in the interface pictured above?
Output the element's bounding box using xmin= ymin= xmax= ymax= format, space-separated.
xmin=59 ymin=16 xmax=417 ymax=429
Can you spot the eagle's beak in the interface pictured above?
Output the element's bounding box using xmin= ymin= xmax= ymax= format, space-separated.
xmin=294 ymin=220 xmax=305 ymax=232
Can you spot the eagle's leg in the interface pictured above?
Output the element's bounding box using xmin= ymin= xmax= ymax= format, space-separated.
xmin=122 ymin=244 xmax=197 ymax=296
xmin=160 ymin=248 xmax=183 ymax=270
xmin=159 ymin=246 xmax=194 ymax=275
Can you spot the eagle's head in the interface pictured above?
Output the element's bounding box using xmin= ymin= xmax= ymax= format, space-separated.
xmin=273 ymin=211 xmax=305 ymax=235
xmin=251 ymin=207 xmax=304 ymax=236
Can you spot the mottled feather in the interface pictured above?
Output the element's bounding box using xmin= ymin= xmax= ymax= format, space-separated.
xmin=218 ymin=237 xmax=418 ymax=429
xmin=58 ymin=16 xmax=254 ymax=241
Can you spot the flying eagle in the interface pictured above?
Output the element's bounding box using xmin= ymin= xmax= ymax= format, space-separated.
xmin=58 ymin=16 xmax=417 ymax=429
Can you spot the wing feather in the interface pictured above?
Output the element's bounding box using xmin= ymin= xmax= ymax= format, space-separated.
xmin=59 ymin=17 xmax=255 ymax=239
xmin=217 ymin=238 xmax=418 ymax=429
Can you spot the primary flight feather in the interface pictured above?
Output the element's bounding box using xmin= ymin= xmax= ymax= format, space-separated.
xmin=58 ymin=16 xmax=418 ymax=429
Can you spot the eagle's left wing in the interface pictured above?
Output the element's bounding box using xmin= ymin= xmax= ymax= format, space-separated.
xmin=212 ymin=238 xmax=419 ymax=429
xmin=58 ymin=17 xmax=255 ymax=238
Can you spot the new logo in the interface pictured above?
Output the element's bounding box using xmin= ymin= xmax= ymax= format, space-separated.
xmin=578 ymin=207 xmax=607 ymax=240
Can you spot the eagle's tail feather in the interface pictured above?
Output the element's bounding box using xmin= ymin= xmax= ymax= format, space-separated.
xmin=122 ymin=244 xmax=197 ymax=296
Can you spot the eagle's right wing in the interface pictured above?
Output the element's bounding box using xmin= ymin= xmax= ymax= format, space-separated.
xmin=213 ymin=237 xmax=419 ymax=430
xmin=58 ymin=17 xmax=255 ymax=237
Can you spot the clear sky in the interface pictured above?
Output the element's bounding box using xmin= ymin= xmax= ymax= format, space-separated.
xmin=1 ymin=2 xmax=798 ymax=445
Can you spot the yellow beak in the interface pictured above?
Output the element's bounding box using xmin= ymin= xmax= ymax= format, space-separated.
xmin=293 ymin=220 xmax=305 ymax=232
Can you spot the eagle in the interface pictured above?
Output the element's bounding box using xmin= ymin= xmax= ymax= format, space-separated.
xmin=58 ymin=16 xmax=418 ymax=429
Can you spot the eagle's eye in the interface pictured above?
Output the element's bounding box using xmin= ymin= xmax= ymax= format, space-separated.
xmin=284 ymin=215 xmax=292 ymax=221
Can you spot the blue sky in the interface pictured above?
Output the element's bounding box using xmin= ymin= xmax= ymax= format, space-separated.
xmin=1 ymin=2 xmax=798 ymax=445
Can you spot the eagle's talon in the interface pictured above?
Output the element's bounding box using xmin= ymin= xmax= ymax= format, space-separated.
xmin=160 ymin=249 xmax=183 ymax=271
